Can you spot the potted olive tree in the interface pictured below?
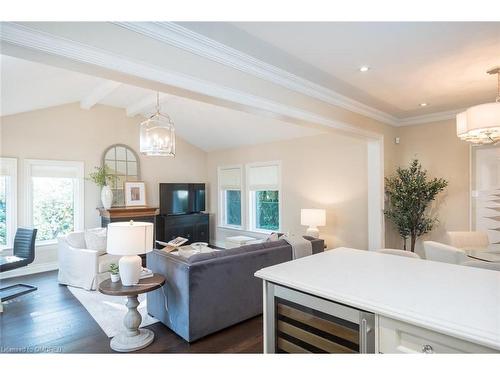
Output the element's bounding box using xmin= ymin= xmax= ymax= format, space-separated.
xmin=384 ymin=159 xmax=448 ymax=252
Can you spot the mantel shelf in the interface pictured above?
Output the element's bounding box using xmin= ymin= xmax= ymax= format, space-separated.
xmin=97 ymin=206 xmax=159 ymax=219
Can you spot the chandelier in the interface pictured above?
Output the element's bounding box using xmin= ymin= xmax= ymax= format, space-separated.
xmin=139 ymin=92 xmax=176 ymax=156
xmin=456 ymin=67 xmax=500 ymax=145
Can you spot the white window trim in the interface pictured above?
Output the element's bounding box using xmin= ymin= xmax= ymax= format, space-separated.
xmin=245 ymin=161 xmax=282 ymax=234
xmin=217 ymin=165 xmax=244 ymax=230
xmin=24 ymin=159 xmax=85 ymax=245
xmin=0 ymin=157 xmax=18 ymax=250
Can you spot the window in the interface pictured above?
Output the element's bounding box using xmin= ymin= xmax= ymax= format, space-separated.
xmin=218 ymin=166 xmax=242 ymax=228
xmin=247 ymin=162 xmax=281 ymax=233
xmin=218 ymin=161 xmax=281 ymax=233
xmin=255 ymin=190 xmax=279 ymax=231
xmin=0 ymin=158 xmax=17 ymax=249
xmin=25 ymin=160 xmax=84 ymax=243
xmin=226 ymin=190 xmax=242 ymax=226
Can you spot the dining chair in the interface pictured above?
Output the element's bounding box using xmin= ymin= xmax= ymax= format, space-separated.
xmin=377 ymin=249 xmax=421 ymax=259
xmin=462 ymin=260 xmax=500 ymax=271
xmin=0 ymin=227 xmax=38 ymax=312
xmin=423 ymin=241 xmax=469 ymax=265
xmin=445 ymin=231 xmax=489 ymax=250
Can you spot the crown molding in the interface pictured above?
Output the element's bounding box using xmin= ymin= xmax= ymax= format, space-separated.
xmin=114 ymin=22 xmax=401 ymax=126
xmin=0 ymin=22 xmax=381 ymax=140
xmin=396 ymin=108 xmax=462 ymax=126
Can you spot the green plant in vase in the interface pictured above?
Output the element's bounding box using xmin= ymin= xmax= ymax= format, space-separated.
xmin=109 ymin=263 xmax=120 ymax=282
xmin=87 ymin=166 xmax=116 ymax=209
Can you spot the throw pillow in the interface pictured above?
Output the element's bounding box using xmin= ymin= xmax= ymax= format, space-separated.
xmin=84 ymin=228 xmax=107 ymax=255
xmin=265 ymin=232 xmax=280 ymax=242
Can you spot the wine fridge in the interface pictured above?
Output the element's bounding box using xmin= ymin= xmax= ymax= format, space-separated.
xmin=263 ymin=282 xmax=375 ymax=353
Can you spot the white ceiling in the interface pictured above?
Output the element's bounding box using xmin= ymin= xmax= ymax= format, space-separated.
xmin=0 ymin=55 xmax=324 ymax=152
xmin=183 ymin=22 xmax=500 ymax=118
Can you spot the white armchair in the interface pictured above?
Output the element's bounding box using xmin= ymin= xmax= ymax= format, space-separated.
xmin=57 ymin=230 xmax=120 ymax=290
xmin=445 ymin=231 xmax=489 ymax=250
xmin=423 ymin=241 xmax=469 ymax=265
xmin=462 ymin=260 xmax=500 ymax=271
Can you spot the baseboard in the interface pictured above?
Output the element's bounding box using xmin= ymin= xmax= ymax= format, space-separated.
xmin=0 ymin=261 xmax=59 ymax=280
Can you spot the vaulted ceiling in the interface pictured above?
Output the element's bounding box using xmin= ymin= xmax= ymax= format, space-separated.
xmin=0 ymin=55 xmax=325 ymax=151
xmin=2 ymin=21 xmax=499 ymax=139
xmin=180 ymin=22 xmax=500 ymax=119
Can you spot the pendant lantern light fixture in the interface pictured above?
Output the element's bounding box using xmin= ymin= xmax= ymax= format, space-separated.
xmin=139 ymin=92 xmax=175 ymax=156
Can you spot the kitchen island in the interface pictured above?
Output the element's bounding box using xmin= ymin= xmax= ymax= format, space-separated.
xmin=255 ymin=248 xmax=500 ymax=353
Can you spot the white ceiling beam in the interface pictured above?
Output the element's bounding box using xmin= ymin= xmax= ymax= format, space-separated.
xmin=80 ymin=80 xmax=121 ymax=110
xmin=126 ymin=93 xmax=168 ymax=117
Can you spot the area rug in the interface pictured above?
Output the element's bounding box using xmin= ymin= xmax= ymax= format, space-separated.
xmin=68 ymin=286 xmax=158 ymax=338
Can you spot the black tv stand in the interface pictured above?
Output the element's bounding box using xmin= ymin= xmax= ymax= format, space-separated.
xmin=156 ymin=212 xmax=209 ymax=245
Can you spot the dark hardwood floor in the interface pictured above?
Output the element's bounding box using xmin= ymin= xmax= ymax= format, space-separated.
xmin=0 ymin=271 xmax=263 ymax=353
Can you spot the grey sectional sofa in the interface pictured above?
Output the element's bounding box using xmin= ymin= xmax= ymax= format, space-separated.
xmin=146 ymin=237 xmax=324 ymax=342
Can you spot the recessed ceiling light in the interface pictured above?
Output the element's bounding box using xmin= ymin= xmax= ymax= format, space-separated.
xmin=359 ymin=66 xmax=370 ymax=72
xmin=419 ymin=103 xmax=428 ymax=107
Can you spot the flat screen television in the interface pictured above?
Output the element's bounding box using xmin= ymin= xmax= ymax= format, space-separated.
xmin=159 ymin=183 xmax=206 ymax=215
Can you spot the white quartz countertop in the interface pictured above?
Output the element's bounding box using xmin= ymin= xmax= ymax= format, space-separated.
xmin=255 ymin=248 xmax=500 ymax=350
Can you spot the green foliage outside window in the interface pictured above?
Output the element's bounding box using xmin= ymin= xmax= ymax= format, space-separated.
xmin=256 ymin=190 xmax=279 ymax=231
xmin=33 ymin=177 xmax=75 ymax=241
xmin=226 ymin=190 xmax=241 ymax=226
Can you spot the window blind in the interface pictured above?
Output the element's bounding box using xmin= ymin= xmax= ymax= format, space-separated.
xmin=0 ymin=158 xmax=17 ymax=176
xmin=28 ymin=162 xmax=83 ymax=179
xmin=247 ymin=163 xmax=280 ymax=191
xmin=219 ymin=167 xmax=242 ymax=190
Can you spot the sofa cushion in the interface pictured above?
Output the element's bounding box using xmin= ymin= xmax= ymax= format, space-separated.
xmin=65 ymin=231 xmax=86 ymax=249
xmin=85 ymin=228 xmax=107 ymax=256
xmin=183 ymin=240 xmax=289 ymax=264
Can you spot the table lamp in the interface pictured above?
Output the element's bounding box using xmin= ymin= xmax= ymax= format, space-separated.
xmin=300 ymin=209 xmax=326 ymax=238
xmin=106 ymin=221 xmax=154 ymax=286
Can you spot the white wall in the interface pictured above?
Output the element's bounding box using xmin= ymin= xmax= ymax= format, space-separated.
xmin=0 ymin=103 xmax=207 ymax=278
xmin=207 ymin=132 xmax=369 ymax=250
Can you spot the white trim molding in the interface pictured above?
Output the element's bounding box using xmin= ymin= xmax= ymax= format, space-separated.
xmin=1 ymin=22 xmax=382 ymax=139
xmin=2 ymin=22 xmax=462 ymax=129
xmin=397 ymin=108 xmax=462 ymax=126
xmin=80 ymin=80 xmax=121 ymax=110
xmin=115 ymin=22 xmax=400 ymax=126
xmin=0 ymin=157 xmax=18 ymax=250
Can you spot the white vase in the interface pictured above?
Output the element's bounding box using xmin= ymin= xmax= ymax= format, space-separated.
xmin=101 ymin=185 xmax=113 ymax=209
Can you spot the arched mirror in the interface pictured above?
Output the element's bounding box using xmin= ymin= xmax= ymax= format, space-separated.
xmin=102 ymin=144 xmax=141 ymax=206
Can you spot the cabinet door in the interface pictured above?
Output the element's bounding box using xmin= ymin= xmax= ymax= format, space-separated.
xmin=165 ymin=223 xmax=194 ymax=244
xmin=195 ymin=223 xmax=209 ymax=242
xmin=378 ymin=316 xmax=497 ymax=353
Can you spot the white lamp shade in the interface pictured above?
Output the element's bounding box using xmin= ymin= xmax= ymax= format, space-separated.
xmin=300 ymin=209 xmax=326 ymax=227
xmin=456 ymin=102 xmax=500 ymax=143
xmin=106 ymin=221 xmax=154 ymax=256
xmin=456 ymin=111 xmax=467 ymax=136
xmin=465 ymin=102 xmax=500 ymax=132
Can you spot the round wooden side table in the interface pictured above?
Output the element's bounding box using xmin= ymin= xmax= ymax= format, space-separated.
xmin=99 ymin=274 xmax=165 ymax=352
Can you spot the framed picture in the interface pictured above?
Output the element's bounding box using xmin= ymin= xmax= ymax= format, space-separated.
xmin=124 ymin=181 xmax=146 ymax=206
